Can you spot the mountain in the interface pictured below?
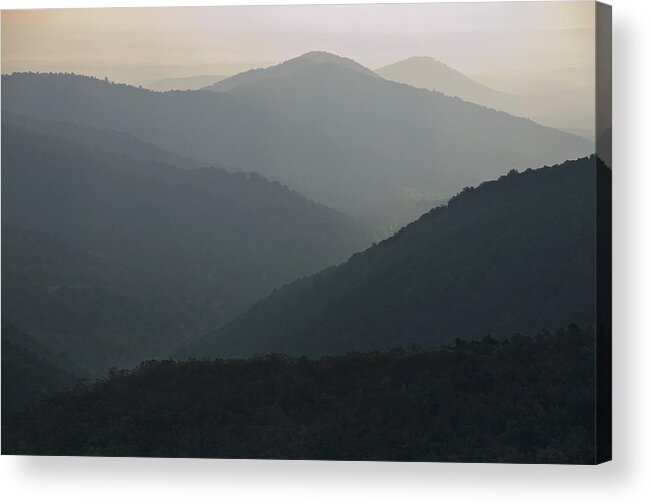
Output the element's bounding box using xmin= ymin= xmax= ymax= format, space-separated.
xmin=559 ymin=127 xmax=594 ymax=142
xmin=2 ymin=62 xmax=591 ymax=232
xmin=146 ymin=74 xmax=227 ymax=92
xmin=2 ymin=123 xmax=369 ymax=372
xmin=203 ymin=51 xmax=377 ymax=92
xmin=2 ymin=111 xmax=203 ymax=169
xmin=377 ymin=56 xmax=595 ymax=133
xmin=202 ymin=53 xmax=591 ymax=220
xmin=376 ymin=56 xmax=513 ymax=107
xmin=1 ymin=320 xmax=79 ymax=415
xmin=181 ymin=156 xmax=605 ymax=359
xmin=2 ymin=326 xmax=598 ymax=464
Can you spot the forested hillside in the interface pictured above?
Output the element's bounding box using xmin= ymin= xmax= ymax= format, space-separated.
xmin=2 ymin=124 xmax=368 ymax=372
xmin=1 ymin=320 xmax=80 ymax=414
xmin=2 ymin=326 xmax=598 ymax=464
xmin=2 ymin=111 xmax=203 ymax=169
xmin=183 ymin=157 xmax=605 ymax=359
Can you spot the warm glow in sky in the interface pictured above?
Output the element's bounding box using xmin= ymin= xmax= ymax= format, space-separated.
xmin=2 ymin=2 xmax=595 ymax=86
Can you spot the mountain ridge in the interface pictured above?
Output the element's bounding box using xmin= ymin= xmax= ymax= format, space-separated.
xmin=2 ymin=66 xmax=591 ymax=232
xmin=2 ymin=110 xmax=204 ymax=169
xmin=180 ymin=155 xmax=604 ymax=359
xmin=376 ymin=56 xmax=595 ymax=133
xmin=376 ymin=56 xmax=512 ymax=105
xmin=204 ymin=51 xmax=378 ymax=92
xmin=147 ymin=74 xmax=227 ymax=92
xmin=2 ymin=122 xmax=369 ymax=372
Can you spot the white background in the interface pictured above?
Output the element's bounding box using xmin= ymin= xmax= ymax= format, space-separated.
xmin=0 ymin=0 xmax=649 ymax=502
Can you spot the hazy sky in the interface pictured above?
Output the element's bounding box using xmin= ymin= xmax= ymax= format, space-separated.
xmin=2 ymin=2 xmax=595 ymax=86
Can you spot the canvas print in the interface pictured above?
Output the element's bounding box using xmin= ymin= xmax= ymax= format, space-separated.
xmin=0 ymin=1 xmax=611 ymax=464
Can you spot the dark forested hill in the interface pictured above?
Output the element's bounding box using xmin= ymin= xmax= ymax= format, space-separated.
xmin=182 ymin=157 xmax=604 ymax=359
xmin=1 ymin=124 xmax=368 ymax=372
xmin=2 ymin=326 xmax=598 ymax=464
xmin=2 ymin=111 xmax=203 ymax=169
xmin=1 ymin=320 xmax=79 ymax=414
xmin=1 ymin=63 xmax=591 ymax=230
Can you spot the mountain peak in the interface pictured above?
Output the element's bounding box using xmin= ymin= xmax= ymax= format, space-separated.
xmin=296 ymin=50 xmax=347 ymax=61
xmin=402 ymin=55 xmax=447 ymax=64
xmin=296 ymin=51 xmax=364 ymax=65
xmin=377 ymin=56 xmax=470 ymax=83
xmin=289 ymin=50 xmax=376 ymax=75
xmin=204 ymin=51 xmax=376 ymax=92
xmin=376 ymin=55 xmax=509 ymax=105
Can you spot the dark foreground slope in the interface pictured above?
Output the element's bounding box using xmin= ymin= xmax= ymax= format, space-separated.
xmin=2 ymin=124 xmax=367 ymax=372
xmin=2 ymin=326 xmax=597 ymax=464
xmin=1 ymin=320 xmax=79 ymax=414
xmin=183 ymin=156 xmax=605 ymax=359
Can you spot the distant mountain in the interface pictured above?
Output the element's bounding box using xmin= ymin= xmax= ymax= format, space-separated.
xmin=1 ymin=320 xmax=79 ymax=415
xmin=181 ymin=156 xmax=605 ymax=359
xmin=377 ymin=56 xmax=595 ymax=133
xmin=376 ymin=56 xmax=512 ymax=107
xmin=559 ymin=127 xmax=594 ymax=142
xmin=146 ymin=74 xmax=227 ymax=92
xmin=2 ymin=123 xmax=369 ymax=372
xmin=2 ymin=62 xmax=591 ymax=232
xmin=204 ymin=51 xmax=377 ymax=92
xmin=204 ymin=54 xmax=590 ymax=224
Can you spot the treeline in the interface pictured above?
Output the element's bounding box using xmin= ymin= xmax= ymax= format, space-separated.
xmin=3 ymin=325 xmax=598 ymax=464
